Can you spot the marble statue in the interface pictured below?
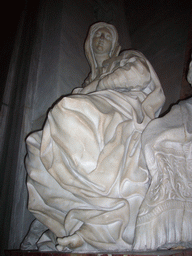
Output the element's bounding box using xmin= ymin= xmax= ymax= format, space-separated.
xmin=21 ymin=22 xmax=192 ymax=252
xmin=132 ymin=53 xmax=192 ymax=250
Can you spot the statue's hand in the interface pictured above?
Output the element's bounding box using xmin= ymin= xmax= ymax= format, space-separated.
xmin=56 ymin=233 xmax=84 ymax=251
xmin=142 ymin=103 xmax=155 ymax=120
xmin=79 ymin=80 xmax=99 ymax=94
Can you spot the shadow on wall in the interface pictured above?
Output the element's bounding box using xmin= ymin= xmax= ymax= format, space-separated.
xmin=125 ymin=0 xmax=192 ymax=113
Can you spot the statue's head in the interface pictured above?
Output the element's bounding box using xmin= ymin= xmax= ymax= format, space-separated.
xmin=85 ymin=22 xmax=120 ymax=81
xmin=92 ymin=27 xmax=113 ymax=56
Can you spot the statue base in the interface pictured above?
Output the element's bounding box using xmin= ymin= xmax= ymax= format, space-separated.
xmin=4 ymin=250 xmax=192 ymax=256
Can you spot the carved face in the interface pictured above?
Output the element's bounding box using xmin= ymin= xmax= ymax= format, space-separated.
xmin=92 ymin=27 xmax=113 ymax=55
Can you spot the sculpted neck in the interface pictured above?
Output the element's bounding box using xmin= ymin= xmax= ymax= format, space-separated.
xmin=94 ymin=53 xmax=110 ymax=68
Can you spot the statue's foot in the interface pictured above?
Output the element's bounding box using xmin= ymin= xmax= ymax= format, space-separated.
xmin=56 ymin=233 xmax=84 ymax=251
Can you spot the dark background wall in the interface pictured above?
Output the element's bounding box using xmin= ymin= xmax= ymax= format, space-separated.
xmin=0 ymin=1 xmax=41 ymax=254
xmin=0 ymin=0 xmax=27 ymax=107
xmin=125 ymin=0 xmax=192 ymax=112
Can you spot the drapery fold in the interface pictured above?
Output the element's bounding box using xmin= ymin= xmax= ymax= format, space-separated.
xmin=26 ymin=89 xmax=152 ymax=250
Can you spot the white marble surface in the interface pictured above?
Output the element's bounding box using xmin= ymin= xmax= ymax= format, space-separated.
xmin=135 ymin=97 xmax=192 ymax=250
xmin=22 ymin=23 xmax=192 ymax=252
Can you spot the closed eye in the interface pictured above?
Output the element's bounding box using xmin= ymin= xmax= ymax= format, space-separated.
xmin=106 ymin=33 xmax=112 ymax=40
xmin=95 ymin=31 xmax=101 ymax=37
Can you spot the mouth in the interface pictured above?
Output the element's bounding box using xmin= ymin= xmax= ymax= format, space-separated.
xmin=97 ymin=40 xmax=104 ymax=49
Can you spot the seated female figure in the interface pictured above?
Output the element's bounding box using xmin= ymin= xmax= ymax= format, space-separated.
xmin=23 ymin=22 xmax=165 ymax=252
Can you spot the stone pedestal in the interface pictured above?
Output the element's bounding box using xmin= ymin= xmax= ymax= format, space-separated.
xmin=4 ymin=250 xmax=192 ymax=256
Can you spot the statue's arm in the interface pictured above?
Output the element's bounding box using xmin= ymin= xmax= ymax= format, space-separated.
xmin=74 ymin=79 xmax=99 ymax=94
xmin=97 ymin=56 xmax=151 ymax=91
xmin=142 ymin=85 xmax=165 ymax=119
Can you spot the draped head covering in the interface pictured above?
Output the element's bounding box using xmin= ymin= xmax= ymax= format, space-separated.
xmin=84 ymin=22 xmax=121 ymax=85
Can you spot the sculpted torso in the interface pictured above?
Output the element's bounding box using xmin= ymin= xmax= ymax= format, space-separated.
xmin=22 ymin=22 xmax=192 ymax=252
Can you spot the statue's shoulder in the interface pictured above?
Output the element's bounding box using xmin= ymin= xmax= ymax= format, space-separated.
xmin=120 ymin=49 xmax=146 ymax=60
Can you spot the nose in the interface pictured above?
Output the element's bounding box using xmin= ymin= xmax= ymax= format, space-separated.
xmin=100 ymin=33 xmax=105 ymax=39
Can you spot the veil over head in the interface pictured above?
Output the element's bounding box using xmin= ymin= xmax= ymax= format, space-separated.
xmin=84 ymin=22 xmax=121 ymax=83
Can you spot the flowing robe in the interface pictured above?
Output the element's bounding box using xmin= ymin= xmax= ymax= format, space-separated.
xmin=25 ymin=51 xmax=165 ymax=251
xmin=134 ymin=98 xmax=192 ymax=250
